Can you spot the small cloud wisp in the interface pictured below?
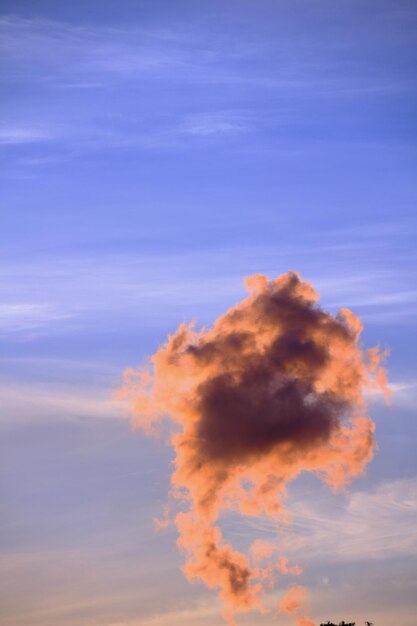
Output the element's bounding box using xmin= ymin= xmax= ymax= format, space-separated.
xmin=119 ymin=272 xmax=389 ymax=624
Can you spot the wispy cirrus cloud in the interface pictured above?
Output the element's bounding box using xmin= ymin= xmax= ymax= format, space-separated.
xmin=0 ymin=125 xmax=54 ymax=145
xmin=2 ymin=13 xmax=407 ymax=92
xmin=2 ymin=12 xmax=413 ymax=161
xmin=0 ymin=303 xmax=72 ymax=335
xmin=0 ymin=380 xmax=128 ymax=427
xmin=228 ymin=477 xmax=417 ymax=566
xmin=0 ymin=15 xmax=240 ymax=85
xmin=290 ymin=477 xmax=417 ymax=563
xmin=179 ymin=111 xmax=252 ymax=137
xmin=1 ymin=244 xmax=416 ymax=340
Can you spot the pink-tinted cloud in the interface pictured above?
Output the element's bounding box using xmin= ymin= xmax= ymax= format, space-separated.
xmin=278 ymin=585 xmax=316 ymax=625
xmin=119 ymin=272 xmax=389 ymax=624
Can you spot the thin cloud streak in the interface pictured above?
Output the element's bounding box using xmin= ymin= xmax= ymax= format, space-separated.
xmin=2 ymin=14 xmax=404 ymax=92
xmin=1 ymin=249 xmax=416 ymax=338
xmin=0 ymin=381 xmax=128 ymax=427
xmin=2 ymin=13 xmax=414 ymax=159
xmin=289 ymin=477 xmax=417 ymax=563
xmin=180 ymin=111 xmax=252 ymax=137
xmin=0 ymin=126 xmax=54 ymax=145
xmin=0 ymin=303 xmax=72 ymax=334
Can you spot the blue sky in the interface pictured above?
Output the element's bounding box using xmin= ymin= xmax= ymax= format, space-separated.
xmin=1 ymin=1 xmax=417 ymax=625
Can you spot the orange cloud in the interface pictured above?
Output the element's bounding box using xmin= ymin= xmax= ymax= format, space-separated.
xmin=278 ymin=585 xmax=316 ymax=625
xmin=119 ymin=272 xmax=389 ymax=624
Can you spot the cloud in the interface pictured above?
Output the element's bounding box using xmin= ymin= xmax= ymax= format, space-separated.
xmin=2 ymin=13 xmax=408 ymax=106
xmin=0 ymin=254 xmax=243 ymax=338
xmin=0 ymin=303 xmax=71 ymax=335
xmin=285 ymin=476 xmax=417 ymax=564
xmin=180 ymin=112 xmax=251 ymax=137
xmin=120 ymin=271 xmax=389 ymax=624
xmin=367 ymin=379 xmax=417 ymax=410
xmin=0 ymin=126 xmax=54 ymax=145
xmin=0 ymin=381 xmax=127 ymax=427
xmin=278 ymin=586 xmax=315 ymax=626
xmin=2 ymin=244 xmax=416 ymax=345
xmin=0 ymin=15 xmax=237 ymax=86
xmin=1 ymin=12 xmax=414 ymax=161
